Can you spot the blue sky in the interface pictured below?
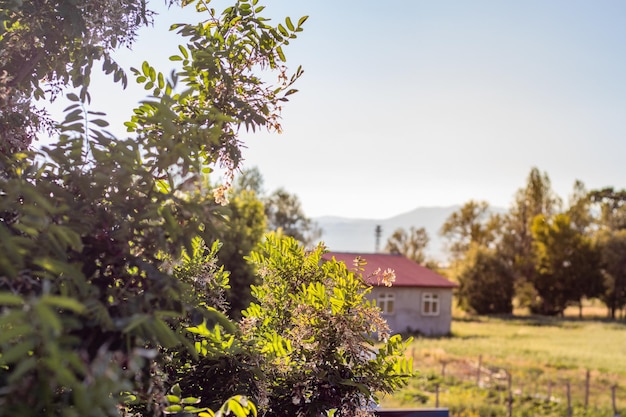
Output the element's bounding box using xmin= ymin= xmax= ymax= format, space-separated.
xmin=44 ymin=1 xmax=626 ymax=219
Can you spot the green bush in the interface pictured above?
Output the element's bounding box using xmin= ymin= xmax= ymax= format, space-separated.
xmin=0 ymin=1 xmax=413 ymax=416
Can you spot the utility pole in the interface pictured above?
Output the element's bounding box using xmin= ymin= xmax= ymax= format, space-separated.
xmin=375 ymin=225 xmax=382 ymax=253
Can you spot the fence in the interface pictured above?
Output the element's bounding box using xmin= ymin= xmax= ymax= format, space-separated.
xmin=406 ymin=351 xmax=624 ymax=417
xmin=376 ymin=410 xmax=449 ymax=417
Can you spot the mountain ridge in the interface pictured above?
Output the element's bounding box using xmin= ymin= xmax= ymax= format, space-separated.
xmin=314 ymin=205 xmax=506 ymax=261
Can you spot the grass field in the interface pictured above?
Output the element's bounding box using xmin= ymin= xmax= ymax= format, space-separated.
xmin=379 ymin=314 xmax=626 ymax=417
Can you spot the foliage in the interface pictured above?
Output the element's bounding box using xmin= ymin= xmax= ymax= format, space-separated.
xmin=596 ymin=229 xmax=626 ymax=319
xmin=440 ymin=200 xmax=515 ymax=315
xmin=0 ymin=0 xmax=150 ymax=94
xmin=385 ymin=226 xmax=429 ymax=264
xmin=589 ymin=187 xmax=626 ymax=232
xmin=264 ymin=188 xmax=321 ymax=247
xmin=124 ymin=1 xmax=306 ymax=183
xmin=161 ymin=234 xmax=416 ymax=416
xmin=241 ymin=234 xmax=414 ymax=417
xmin=499 ymin=168 xmax=561 ymax=304
xmin=217 ymin=167 xmax=323 ymax=318
xmin=531 ymin=214 xmax=603 ymax=315
xmin=440 ymin=200 xmax=501 ymax=261
xmin=0 ymin=0 xmax=309 ymax=415
xmin=0 ymin=2 xmax=411 ymax=414
xmin=456 ymin=244 xmax=514 ymax=314
xmin=218 ymin=189 xmax=267 ymax=318
xmin=439 ymin=170 xmax=626 ymax=319
xmin=566 ymin=180 xmax=593 ymax=234
xmin=164 ymin=392 xmax=258 ymax=417
xmin=0 ymin=0 xmax=154 ymax=153
xmin=232 ymin=167 xmax=265 ymax=196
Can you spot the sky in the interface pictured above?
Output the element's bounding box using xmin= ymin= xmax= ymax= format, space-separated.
xmin=44 ymin=0 xmax=626 ymax=219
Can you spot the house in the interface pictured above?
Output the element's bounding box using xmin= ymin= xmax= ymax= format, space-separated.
xmin=322 ymin=252 xmax=457 ymax=336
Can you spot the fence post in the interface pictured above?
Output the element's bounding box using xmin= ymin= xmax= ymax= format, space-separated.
xmin=476 ymin=355 xmax=482 ymax=387
xmin=566 ymin=380 xmax=572 ymax=417
xmin=585 ymin=369 xmax=590 ymax=410
xmin=435 ymin=383 xmax=440 ymax=408
xmin=547 ymin=380 xmax=552 ymax=402
xmin=507 ymin=371 xmax=513 ymax=417
xmin=612 ymin=384 xmax=619 ymax=416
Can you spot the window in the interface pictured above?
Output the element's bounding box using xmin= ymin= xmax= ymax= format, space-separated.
xmin=422 ymin=293 xmax=439 ymax=316
xmin=378 ymin=293 xmax=395 ymax=315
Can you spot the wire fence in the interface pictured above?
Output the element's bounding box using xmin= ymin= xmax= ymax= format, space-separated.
xmin=408 ymin=351 xmax=625 ymax=417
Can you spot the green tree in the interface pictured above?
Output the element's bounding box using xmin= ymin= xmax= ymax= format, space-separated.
xmin=531 ymin=214 xmax=603 ymax=316
xmin=0 ymin=0 xmax=308 ymax=414
xmin=566 ymin=179 xmax=593 ymax=234
xmin=264 ymin=188 xmax=321 ymax=247
xmin=385 ymin=226 xmax=429 ymax=264
xmin=242 ymin=234 xmax=413 ymax=416
xmin=0 ymin=0 xmax=153 ymax=153
xmin=456 ymin=244 xmax=515 ymax=315
xmin=596 ymin=229 xmax=626 ymax=319
xmin=0 ymin=2 xmax=412 ymax=415
xmin=589 ymin=187 xmax=626 ymax=232
xmin=440 ymin=200 xmax=501 ymax=260
xmin=218 ymin=188 xmax=267 ymax=318
xmin=233 ymin=166 xmax=265 ymax=196
xmin=500 ymin=167 xmax=561 ymax=306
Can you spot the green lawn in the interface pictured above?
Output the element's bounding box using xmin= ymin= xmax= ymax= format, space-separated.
xmin=415 ymin=316 xmax=626 ymax=374
xmin=381 ymin=316 xmax=626 ymax=416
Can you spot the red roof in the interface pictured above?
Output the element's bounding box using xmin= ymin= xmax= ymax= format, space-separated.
xmin=322 ymin=252 xmax=457 ymax=288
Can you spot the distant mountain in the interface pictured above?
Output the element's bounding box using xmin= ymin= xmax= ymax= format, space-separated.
xmin=315 ymin=205 xmax=505 ymax=262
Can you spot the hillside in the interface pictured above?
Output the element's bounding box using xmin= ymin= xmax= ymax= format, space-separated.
xmin=315 ymin=206 xmax=462 ymax=261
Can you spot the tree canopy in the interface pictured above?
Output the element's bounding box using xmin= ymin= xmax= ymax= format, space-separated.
xmin=445 ymin=168 xmax=626 ymax=319
xmin=531 ymin=214 xmax=603 ymax=316
xmin=456 ymin=244 xmax=514 ymax=315
xmin=0 ymin=0 xmax=154 ymax=153
xmin=0 ymin=1 xmax=414 ymax=415
xmin=385 ymin=226 xmax=429 ymax=265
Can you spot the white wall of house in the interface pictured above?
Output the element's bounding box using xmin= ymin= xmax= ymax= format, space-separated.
xmin=369 ymin=286 xmax=453 ymax=336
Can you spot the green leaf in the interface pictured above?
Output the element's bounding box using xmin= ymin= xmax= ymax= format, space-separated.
xmin=90 ymin=119 xmax=109 ymax=127
xmin=298 ymin=16 xmax=309 ymax=27
xmin=33 ymin=257 xmax=83 ymax=279
xmin=285 ymin=17 xmax=294 ymax=31
xmin=152 ymin=318 xmax=180 ymax=348
xmin=123 ymin=314 xmax=150 ymax=333
xmin=7 ymin=356 xmax=36 ymax=383
xmin=181 ymin=397 xmax=201 ymax=404
xmin=171 ymin=383 xmax=182 ymax=396
xmin=178 ymin=45 xmax=189 ymax=59
xmin=0 ymin=292 xmax=24 ymax=306
xmin=63 ymin=103 xmax=81 ymax=112
xmin=166 ymin=395 xmax=181 ymax=404
xmin=40 ymin=295 xmax=86 ymax=314
xmin=276 ymin=46 xmax=286 ymax=62
xmin=164 ymin=405 xmax=183 ymax=413
xmin=67 ymin=93 xmax=80 ymax=102
xmin=142 ymin=61 xmax=150 ymax=76
xmin=277 ymin=24 xmax=289 ymax=37
xmin=158 ymin=72 xmax=165 ymax=89
xmin=0 ymin=339 xmax=35 ymax=365
xmin=34 ymin=302 xmax=62 ymax=335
